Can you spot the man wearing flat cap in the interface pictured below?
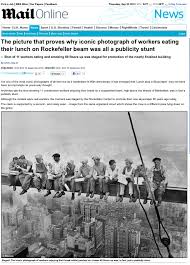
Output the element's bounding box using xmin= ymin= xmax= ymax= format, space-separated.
xmin=44 ymin=153 xmax=65 ymax=198
xmin=63 ymin=160 xmax=78 ymax=200
xmin=16 ymin=155 xmax=33 ymax=195
xmin=91 ymin=156 xmax=107 ymax=199
xmin=148 ymin=157 xmax=168 ymax=206
xmin=33 ymin=154 xmax=48 ymax=192
xmin=8 ymin=156 xmax=20 ymax=191
xmin=77 ymin=159 xmax=95 ymax=198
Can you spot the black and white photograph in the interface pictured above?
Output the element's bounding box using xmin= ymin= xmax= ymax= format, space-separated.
xmin=1 ymin=111 xmax=187 ymax=258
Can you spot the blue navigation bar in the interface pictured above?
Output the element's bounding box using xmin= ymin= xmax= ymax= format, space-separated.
xmin=1 ymin=28 xmax=187 ymax=37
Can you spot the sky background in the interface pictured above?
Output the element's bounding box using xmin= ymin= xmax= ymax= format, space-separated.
xmin=2 ymin=112 xmax=187 ymax=187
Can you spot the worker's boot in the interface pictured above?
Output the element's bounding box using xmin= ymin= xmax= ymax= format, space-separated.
xmin=71 ymin=193 xmax=75 ymax=200
xmin=104 ymin=192 xmax=109 ymax=201
xmin=57 ymin=191 xmax=65 ymax=198
xmin=90 ymin=192 xmax=94 ymax=198
xmin=157 ymin=195 xmax=162 ymax=206
xmin=120 ymin=195 xmax=123 ymax=202
xmin=44 ymin=190 xmax=51 ymax=197
xmin=143 ymin=198 xmax=147 ymax=204
xmin=116 ymin=195 xmax=120 ymax=202
xmin=100 ymin=192 xmax=104 ymax=199
xmin=132 ymin=196 xmax=137 ymax=202
xmin=53 ymin=192 xmax=60 ymax=198
xmin=20 ymin=189 xmax=27 ymax=195
xmin=129 ymin=195 xmax=133 ymax=202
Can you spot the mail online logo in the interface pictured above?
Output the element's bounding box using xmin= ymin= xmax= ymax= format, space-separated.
xmin=1 ymin=8 xmax=69 ymax=19
xmin=154 ymin=9 xmax=184 ymax=19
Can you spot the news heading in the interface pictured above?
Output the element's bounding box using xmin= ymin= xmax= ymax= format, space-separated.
xmin=154 ymin=9 xmax=184 ymax=19
xmin=2 ymin=8 xmax=69 ymax=19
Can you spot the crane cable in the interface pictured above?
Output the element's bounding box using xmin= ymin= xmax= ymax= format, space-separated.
xmin=128 ymin=112 xmax=173 ymax=258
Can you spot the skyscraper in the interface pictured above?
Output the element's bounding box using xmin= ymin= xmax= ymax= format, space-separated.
xmin=2 ymin=208 xmax=17 ymax=227
xmin=128 ymin=229 xmax=141 ymax=258
xmin=95 ymin=221 xmax=103 ymax=249
xmin=117 ymin=223 xmax=129 ymax=257
xmin=61 ymin=204 xmax=70 ymax=215
xmin=51 ymin=210 xmax=64 ymax=225
xmin=16 ymin=209 xmax=23 ymax=226
xmin=80 ymin=200 xmax=100 ymax=222
xmin=53 ymin=225 xmax=62 ymax=240
xmin=105 ymin=223 xmax=117 ymax=257
xmin=84 ymin=221 xmax=92 ymax=238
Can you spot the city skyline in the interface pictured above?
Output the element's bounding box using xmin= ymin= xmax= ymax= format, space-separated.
xmin=1 ymin=185 xmax=187 ymax=258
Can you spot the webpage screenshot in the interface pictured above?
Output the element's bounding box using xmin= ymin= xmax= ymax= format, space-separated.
xmin=0 ymin=0 xmax=189 ymax=263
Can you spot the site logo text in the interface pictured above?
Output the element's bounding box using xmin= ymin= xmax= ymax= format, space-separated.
xmin=2 ymin=8 xmax=69 ymax=19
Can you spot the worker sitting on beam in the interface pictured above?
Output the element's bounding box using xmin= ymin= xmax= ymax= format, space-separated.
xmin=133 ymin=164 xmax=149 ymax=204
xmin=44 ymin=153 xmax=65 ymax=198
xmin=17 ymin=155 xmax=33 ymax=195
xmin=63 ymin=160 xmax=79 ymax=200
xmin=8 ymin=156 xmax=20 ymax=191
xmin=77 ymin=159 xmax=95 ymax=198
xmin=33 ymin=154 xmax=48 ymax=192
xmin=105 ymin=159 xmax=121 ymax=202
xmin=91 ymin=155 xmax=108 ymax=200
xmin=148 ymin=157 xmax=168 ymax=206
xmin=120 ymin=158 xmax=135 ymax=202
